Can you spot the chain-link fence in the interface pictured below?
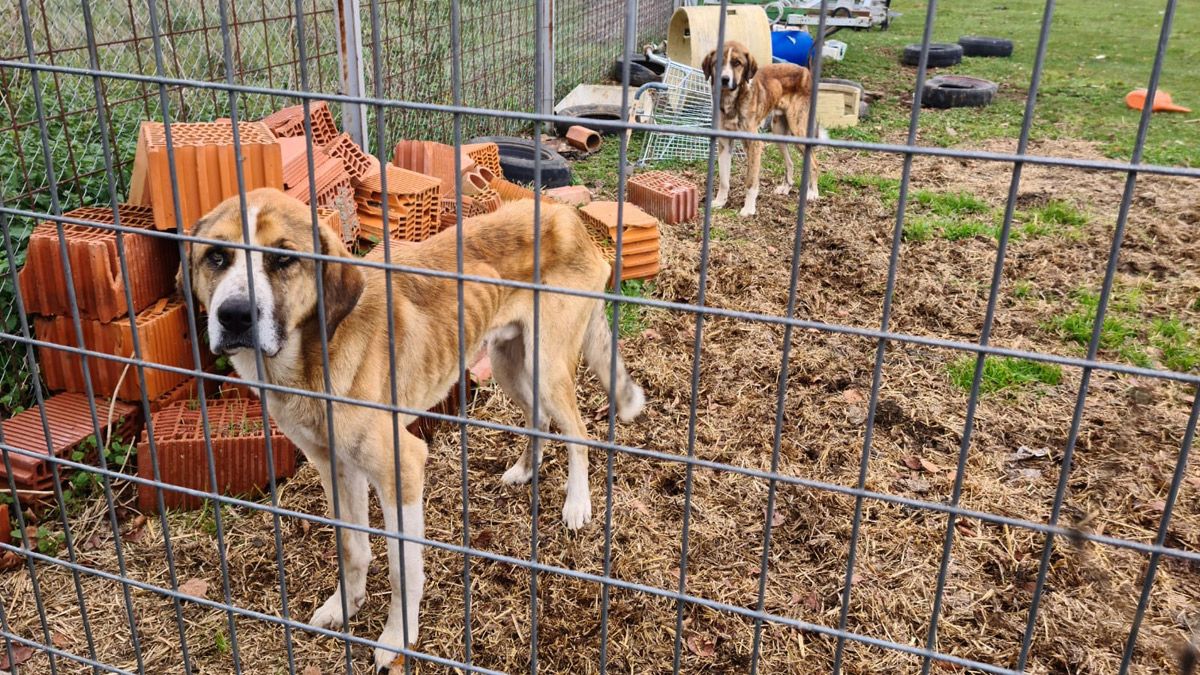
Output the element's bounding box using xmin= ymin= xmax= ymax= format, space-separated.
xmin=2 ymin=0 xmax=1200 ymax=673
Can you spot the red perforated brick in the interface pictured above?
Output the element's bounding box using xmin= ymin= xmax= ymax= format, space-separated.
xmin=627 ymin=171 xmax=699 ymax=224
xmin=462 ymin=142 xmax=502 ymax=178
xmin=261 ymin=100 xmax=339 ymax=146
xmin=35 ymin=298 xmax=196 ymax=402
xmin=326 ymin=133 xmax=380 ymax=182
xmin=143 ymin=121 xmax=283 ymax=231
xmin=391 ymin=140 xmax=468 ymax=190
xmin=284 ymin=151 xmax=346 ymax=204
xmin=0 ymin=393 xmax=140 ymax=491
xmin=544 ymin=185 xmax=592 ymax=207
xmin=355 ymin=164 xmax=441 ymax=243
xmin=0 ymin=504 xmax=9 ymax=548
xmin=18 ymin=204 xmax=179 ymax=323
xmin=137 ymin=399 xmax=297 ymax=512
xmin=579 ymin=201 xmax=661 ymax=284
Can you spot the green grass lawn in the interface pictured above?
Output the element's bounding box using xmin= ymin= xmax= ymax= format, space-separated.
xmin=822 ymin=0 xmax=1200 ymax=167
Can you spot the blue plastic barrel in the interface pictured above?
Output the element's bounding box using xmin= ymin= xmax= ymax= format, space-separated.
xmin=770 ymin=29 xmax=815 ymax=67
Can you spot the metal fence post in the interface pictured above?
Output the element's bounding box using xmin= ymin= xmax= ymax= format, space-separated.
xmin=333 ymin=0 xmax=368 ymax=150
xmin=538 ymin=0 xmax=555 ymax=115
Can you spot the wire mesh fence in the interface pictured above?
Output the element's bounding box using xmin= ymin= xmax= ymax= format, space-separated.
xmin=1 ymin=0 xmax=1199 ymax=673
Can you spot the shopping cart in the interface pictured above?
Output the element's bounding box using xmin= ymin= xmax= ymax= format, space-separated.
xmin=634 ymin=53 xmax=725 ymax=165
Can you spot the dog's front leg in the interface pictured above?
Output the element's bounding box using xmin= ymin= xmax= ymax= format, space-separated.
xmin=712 ymin=137 xmax=731 ymax=209
xmin=371 ymin=435 xmax=427 ymax=672
xmin=740 ymin=139 xmax=762 ymax=217
xmin=308 ymin=454 xmax=371 ymax=630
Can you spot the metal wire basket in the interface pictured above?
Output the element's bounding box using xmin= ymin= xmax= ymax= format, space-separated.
xmin=635 ymin=54 xmax=721 ymax=165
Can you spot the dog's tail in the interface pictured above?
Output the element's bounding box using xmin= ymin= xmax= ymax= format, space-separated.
xmin=583 ymin=303 xmax=645 ymax=422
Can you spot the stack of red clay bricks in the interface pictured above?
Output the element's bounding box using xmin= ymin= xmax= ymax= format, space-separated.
xmin=579 ymin=201 xmax=664 ymax=284
xmin=18 ymin=204 xmax=199 ymax=404
xmin=391 ymin=140 xmax=516 ymax=239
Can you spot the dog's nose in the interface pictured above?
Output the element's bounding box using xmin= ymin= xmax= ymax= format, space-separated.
xmin=217 ymin=298 xmax=256 ymax=335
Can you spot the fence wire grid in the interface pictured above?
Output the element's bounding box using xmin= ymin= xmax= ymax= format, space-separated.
xmin=1 ymin=0 xmax=1198 ymax=673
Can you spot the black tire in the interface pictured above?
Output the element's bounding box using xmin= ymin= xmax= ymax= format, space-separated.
xmin=610 ymin=56 xmax=664 ymax=87
xmin=920 ymin=75 xmax=998 ymax=109
xmin=467 ymin=135 xmax=573 ymax=188
xmin=900 ymin=42 xmax=963 ymax=68
xmin=858 ymin=100 xmax=870 ymax=119
xmin=554 ymin=104 xmax=624 ymax=137
xmin=958 ymin=36 xmax=1014 ymax=57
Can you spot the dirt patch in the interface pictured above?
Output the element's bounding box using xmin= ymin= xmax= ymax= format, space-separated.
xmin=2 ymin=138 xmax=1198 ymax=674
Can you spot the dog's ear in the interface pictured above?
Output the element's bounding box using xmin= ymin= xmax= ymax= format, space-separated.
xmin=317 ymin=224 xmax=365 ymax=343
xmin=175 ymin=215 xmax=208 ymax=297
xmin=744 ymin=52 xmax=758 ymax=82
xmin=702 ymin=49 xmax=716 ymax=82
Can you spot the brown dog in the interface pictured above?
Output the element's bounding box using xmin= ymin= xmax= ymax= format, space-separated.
xmin=182 ymin=188 xmax=644 ymax=670
xmin=702 ymin=40 xmax=822 ymax=216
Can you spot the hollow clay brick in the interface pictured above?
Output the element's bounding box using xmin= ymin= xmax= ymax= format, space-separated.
xmin=627 ymin=171 xmax=699 ymax=224
xmin=325 ymin=132 xmax=380 ymax=182
xmin=579 ymin=201 xmax=661 ymax=284
xmin=0 ymin=504 xmax=9 ymax=548
xmin=0 ymin=393 xmax=139 ymax=491
xmin=565 ymin=125 xmax=601 ymax=152
xmin=544 ymin=185 xmax=592 ymax=207
xmin=35 ymin=298 xmax=196 ymax=402
xmin=355 ymin=164 xmax=441 ymax=243
xmin=261 ymin=100 xmax=339 ymax=146
xmin=18 ymin=204 xmax=179 ymax=323
xmin=391 ymin=140 xmax=469 ymax=190
xmin=136 ymin=399 xmax=297 ymax=512
xmin=462 ymin=142 xmax=502 ymax=178
xmin=143 ymin=121 xmax=283 ymax=231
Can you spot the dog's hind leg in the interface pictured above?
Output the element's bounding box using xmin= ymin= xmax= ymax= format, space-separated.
xmin=713 ymin=137 xmax=732 ymax=209
xmin=491 ymin=332 xmax=546 ymax=485
xmin=308 ymin=454 xmax=371 ymax=630
xmin=538 ymin=362 xmax=595 ymax=530
xmin=740 ymin=139 xmax=763 ymax=216
xmin=772 ymin=114 xmax=795 ymax=196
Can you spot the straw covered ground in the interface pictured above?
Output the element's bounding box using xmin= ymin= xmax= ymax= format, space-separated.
xmin=3 ymin=138 xmax=1200 ymax=674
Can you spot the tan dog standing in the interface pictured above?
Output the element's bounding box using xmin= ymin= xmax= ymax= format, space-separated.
xmin=182 ymin=188 xmax=645 ymax=671
xmin=702 ymin=40 xmax=822 ymax=216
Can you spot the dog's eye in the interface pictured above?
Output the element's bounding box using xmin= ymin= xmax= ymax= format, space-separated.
xmin=206 ymin=248 xmax=229 ymax=269
xmin=732 ymin=59 xmax=741 ymax=67
xmin=270 ymin=253 xmax=297 ymax=270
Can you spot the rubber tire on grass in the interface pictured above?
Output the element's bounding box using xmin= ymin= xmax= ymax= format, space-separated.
xmin=958 ymin=36 xmax=1014 ymax=58
xmin=921 ymin=75 xmax=998 ymax=109
xmin=610 ymin=57 xmax=664 ymax=87
xmin=554 ymin=104 xmax=624 ymax=137
xmin=467 ymin=135 xmax=573 ymax=188
xmin=900 ymin=42 xmax=963 ymax=68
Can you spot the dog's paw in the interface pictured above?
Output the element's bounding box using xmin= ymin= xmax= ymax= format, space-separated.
xmin=310 ymin=588 xmax=365 ymax=630
xmin=373 ymin=623 xmax=409 ymax=674
xmin=738 ymin=204 xmax=757 ymax=217
xmin=501 ymin=461 xmax=534 ymax=486
xmin=711 ymin=194 xmax=728 ymax=209
xmin=774 ymin=183 xmax=792 ymax=195
xmin=562 ymin=495 xmax=592 ymax=530
xmin=806 ymin=187 xmax=821 ymax=203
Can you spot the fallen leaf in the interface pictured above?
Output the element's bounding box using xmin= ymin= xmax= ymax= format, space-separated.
xmin=901 ymin=456 xmax=923 ymax=471
xmin=897 ymin=477 xmax=931 ymax=494
xmin=766 ymin=246 xmax=778 ymax=255
xmin=473 ymin=530 xmax=494 ymax=549
xmin=1009 ymin=446 xmax=1050 ymax=462
xmin=630 ymin=499 xmax=652 ymax=518
xmin=82 ymin=534 xmax=104 ymax=551
xmin=767 ymin=506 xmax=785 ymax=528
xmin=803 ymin=591 xmax=822 ymax=612
xmin=178 ymin=578 xmax=209 ymax=600
xmin=919 ymin=458 xmax=945 ymax=473
xmin=51 ymin=633 xmax=70 ymax=649
xmin=301 ymin=667 xmax=322 ymax=675
xmin=642 ymin=329 xmax=661 ymax=341
xmin=841 ymin=389 xmax=865 ymax=405
xmin=956 ymin=520 xmax=977 ymax=537
xmin=685 ymin=634 xmax=717 ymax=658
xmin=122 ymin=515 xmax=148 ymax=542
xmin=0 ymin=645 xmax=35 ymax=669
